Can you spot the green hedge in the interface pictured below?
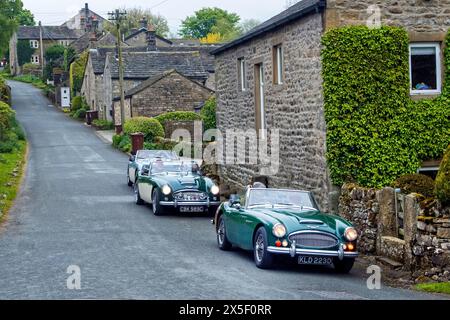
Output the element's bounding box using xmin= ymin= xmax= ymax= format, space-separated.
xmin=201 ymin=96 xmax=216 ymax=131
xmin=322 ymin=26 xmax=450 ymax=188
xmin=155 ymin=111 xmax=202 ymax=129
xmin=92 ymin=119 xmax=114 ymax=130
xmin=123 ymin=117 xmax=164 ymax=142
xmin=435 ymin=145 xmax=450 ymax=205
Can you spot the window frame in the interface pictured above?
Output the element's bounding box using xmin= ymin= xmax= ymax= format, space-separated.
xmin=30 ymin=40 xmax=39 ymax=49
xmin=409 ymin=42 xmax=442 ymax=95
xmin=31 ymin=55 xmax=40 ymax=64
xmin=273 ymin=44 xmax=284 ymax=85
xmin=237 ymin=57 xmax=247 ymax=92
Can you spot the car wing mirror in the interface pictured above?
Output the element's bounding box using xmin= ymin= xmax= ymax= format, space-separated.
xmin=129 ymin=155 xmax=136 ymax=162
xmin=229 ymin=194 xmax=241 ymax=209
xmin=141 ymin=164 xmax=150 ymax=176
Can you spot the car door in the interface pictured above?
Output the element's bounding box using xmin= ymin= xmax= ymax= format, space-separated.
xmin=138 ymin=167 xmax=153 ymax=203
xmin=235 ymin=210 xmax=258 ymax=250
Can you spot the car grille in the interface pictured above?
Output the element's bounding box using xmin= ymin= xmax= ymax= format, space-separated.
xmin=174 ymin=191 xmax=208 ymax=201
xmin=289 ymin=232 xmax=338 ymax=249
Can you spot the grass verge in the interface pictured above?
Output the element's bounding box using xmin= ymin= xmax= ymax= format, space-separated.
xmin=0 ymin=140 xmax=27 ymax=223
xmin=415 ymin=282 xmax=450 ymax=295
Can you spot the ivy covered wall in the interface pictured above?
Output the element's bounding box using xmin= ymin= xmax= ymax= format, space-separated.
xmin=322 ymin=26 xmax=450 ymax=188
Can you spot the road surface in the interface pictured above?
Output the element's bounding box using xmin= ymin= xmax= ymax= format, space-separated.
xmin=0 ymin=81 xmax=445 ymax=299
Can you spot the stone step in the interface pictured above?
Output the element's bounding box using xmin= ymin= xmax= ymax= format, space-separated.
xmin=375 ymin=256 xmax=403 ymax=270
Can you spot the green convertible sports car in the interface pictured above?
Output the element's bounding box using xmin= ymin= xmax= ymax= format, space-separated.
xmin=134 ymin=160 xmax=221 ymax=216
xmin=214 ymin=186 xmax=359 ymax=273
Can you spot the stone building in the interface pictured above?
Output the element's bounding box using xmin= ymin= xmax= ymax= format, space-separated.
xmin=61 ymin=3 xmax=109 ymax=33
xmin=212 ymin=0 xmax=449 ymax=211
xmin=9 ymin=25 xmax=79 ymax=75
xmin=112 ymin=69 xmax=213 ymax=124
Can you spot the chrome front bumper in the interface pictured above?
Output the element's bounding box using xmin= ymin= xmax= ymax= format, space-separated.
xmin=267 ymin=246 xmax=358 ymax=261
xmin=159 ymin=201 xmax=221 ymax=207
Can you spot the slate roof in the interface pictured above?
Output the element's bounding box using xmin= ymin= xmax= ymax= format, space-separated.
xmin=107 ymin=51 xmax=208 ymax=80
xmin=124 ymin=28 xmax=173 ymax=45
xmin=158 ymin=45 xmax=218 ymax=73
xmin=212 ymin=0 xmax=326 ymax=55
xmin=17 ymin=26 xmax=80 ymax=40
xmin=113 ymin=69 xmax=213 ymax=100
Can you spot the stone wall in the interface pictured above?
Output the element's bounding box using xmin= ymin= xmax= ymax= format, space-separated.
xmin=164 ymin=120 xmax=202 ymax=140
xmin=338 ymin=183 xmax=450 ymax=278
xmin=338 ymin=184 xmax=379 ymax=253
xmin=214 ymin=12 xmax=332 ymax=210
xmin=326 ymin=0 xmax=450 ymax=34
xmin=130 ymin=72 xmax=213 ymax=118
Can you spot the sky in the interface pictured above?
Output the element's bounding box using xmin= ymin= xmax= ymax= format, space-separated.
xmin=21 ymin=0 xmax=291 ymax=36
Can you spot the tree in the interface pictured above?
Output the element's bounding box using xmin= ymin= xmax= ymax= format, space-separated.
xmin=239 ymin=19 xmax=260 ymax=35
xmin=105 ymin=7 xmax=170 ymax=38
xmin=45 ymin=44 xmax=65 ymax=62
xmin=179 ymin=7 xmax=240 ymax=39
xmin=17 ymin=8 xmax=35 ymax=26
xmin=0 ymin=1 xmax=34 ymax=56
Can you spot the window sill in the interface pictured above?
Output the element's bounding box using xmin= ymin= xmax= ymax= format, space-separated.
xmin=410 ymin=90 xmax=441 ymax=100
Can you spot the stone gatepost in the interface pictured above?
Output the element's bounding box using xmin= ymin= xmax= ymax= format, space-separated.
xmin=403 ymin=194 xmax=419 ymax=270
xmin=376 ymin=187 xmax=397 ymax=255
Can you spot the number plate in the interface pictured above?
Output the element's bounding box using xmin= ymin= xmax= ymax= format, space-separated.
xmin=298 ymin=256 xmax=333 ymax=265
xmin=180 ymin=206 xmax=204 ymax=213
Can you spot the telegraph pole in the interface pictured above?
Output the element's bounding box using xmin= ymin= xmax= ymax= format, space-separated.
xmin=108 ymin=9 xmax=127 ymax=133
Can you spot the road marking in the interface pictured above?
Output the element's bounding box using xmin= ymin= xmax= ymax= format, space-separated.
xmin=303 ymin=290 xmax=368 ymax=300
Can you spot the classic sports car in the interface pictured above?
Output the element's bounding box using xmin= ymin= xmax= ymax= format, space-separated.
xmin=214 ymin=186 xmax=359 ymax=273
xmin=134 ymin=160 xmax=221 ymax=216
xmin=127 ymin=150 xmax=179 ymax=186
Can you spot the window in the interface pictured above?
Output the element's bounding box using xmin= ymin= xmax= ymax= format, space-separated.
xmin=31 ymin=55 xmax=39 ymax=64
xmin=273 ymin=44 xmax=284 ymax=84
xmin=254 ymin=63 xmax=266 ymax=138
xmin=30 ymin=40 xmax=39 ymax=49
xmin=409 ymin=43 xmax=441 ymax=95
xmin=237 ymin=57 xmax=247 ymax=91
xmin=59 ymin=40 xmax=70 ymax=46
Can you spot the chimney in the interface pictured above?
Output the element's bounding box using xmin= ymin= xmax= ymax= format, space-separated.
xmin=146 ymin=24 xmax=156 ymax=51
xmin=139 ymin=18 xmax=148 ymax=30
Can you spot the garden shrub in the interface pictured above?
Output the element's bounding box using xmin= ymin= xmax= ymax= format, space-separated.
xmin=321 ymin=26 xmax=450 ymax=188
xmin=92 ymin=119 xmax=114 ymax=130
xmin=112 ymin=134 xmax=123 ymax=148
xmin=123 ymin=117 xmax=164 ymax=142
xmin=71 ymin=96 xmax=83 ymax=111
xmin=435 ymin=145 xmax=450 ymax=205
xmin=0 ymin=101 xmax=14 ymax=139
xmin=393 ymin=174 xmax=435 ymax=198
xmin=118 ymin=135 xmax=131 ymax=153
xmin=70 ymin=51 xmax=88 ymax=96
xmin=154 ymin=111 xmax=202 ymax=130
xmin=21 ymin=63 xmax=40 ymax=75
xmin=201 ymin=96 xmax=216 ymax=131
xmin=72 ymin=108 xmax=87 ymax=119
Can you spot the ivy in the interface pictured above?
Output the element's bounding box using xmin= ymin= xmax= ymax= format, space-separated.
xmin=322 ymin=26 xmax=450 ymax=188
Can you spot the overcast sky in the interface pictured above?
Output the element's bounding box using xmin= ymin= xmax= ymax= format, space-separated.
xmin=22 ymin=0 xmax=291 ymax=36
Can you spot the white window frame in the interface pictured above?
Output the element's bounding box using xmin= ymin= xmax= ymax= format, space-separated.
xmin=275 ymin=45 xmax=283 ymax=85
xmin=30 ymin=40 xmax=38 ymax=49
xmin=409 ymin=43 xmax=442 ymax=95
xmin=238 ymin=57 xmax=247 ymax=91
xmin=31 ymin=55 xmax=39 ymax=64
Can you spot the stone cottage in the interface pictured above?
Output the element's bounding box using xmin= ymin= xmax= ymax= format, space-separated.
xmin=9 ymin=24 xmax=79 ymax=75
xmin=212 ymin=0 xmax=449 ymax=211
xmin=112 ymin=69 xmax=213 ymax=124
xmin=102 ymin=51 xmax=209 ymax=123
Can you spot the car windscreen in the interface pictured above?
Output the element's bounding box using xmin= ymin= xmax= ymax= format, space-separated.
xmin=137 ymin=150 xmax=178 ymax=160
xmin=151 ymin=163 xmax=196 ymax=175
xmin=247 ymin=189 xmax=317 ymax=209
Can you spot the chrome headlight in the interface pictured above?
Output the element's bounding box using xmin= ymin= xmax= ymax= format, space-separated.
xmin=211 ymin=185 xmax=220 ymax=195
xmin=162 ymin=185 xmax=172 ymax=196
xmin=344 ymin=227 xmax=358 ymax=241
xmin=272 ymin=223 xmax=287 ymax=238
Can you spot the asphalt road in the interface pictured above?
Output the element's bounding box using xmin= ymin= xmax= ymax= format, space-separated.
xmin=0 ymin=81 xmax=445 ymax=299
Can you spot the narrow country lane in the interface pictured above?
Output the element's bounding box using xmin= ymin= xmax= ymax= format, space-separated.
xmin=0 ymin=81 xmax=446 ymax=299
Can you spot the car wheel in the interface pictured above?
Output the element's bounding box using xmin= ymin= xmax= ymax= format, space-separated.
xmin=134 ymin=184 xmax=144 ymax=205
xmin=152 ymin=189 xmax=164 ymax=216
xmin=217 ymin=215 xmax=232 ymax=251
xmin=333 ymin=258 xmax=355 ymax=274
xmin=253 ymin=227 xmax=273 ymax=269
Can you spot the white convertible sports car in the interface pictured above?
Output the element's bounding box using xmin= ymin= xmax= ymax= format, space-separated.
xmin=127 ymin=150 xmax=179 ymax=186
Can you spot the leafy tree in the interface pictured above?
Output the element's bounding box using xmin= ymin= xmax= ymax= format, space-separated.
xmin=105 ymin=7 xmax=170 ymax=38
xmin=63 ymin=46 xmax=76 ymax=72
xmin=179 ymin=7 xmax=240 ymax=39
xmin=45 ymin=44 xmax=65 ymax=63
xmin=17 ymin=8 xmax=35 ymax=26
xmin=199 ymin=33 xmax=224 ymax=44
xmin=16 ymin=39 xmax=34 ymax=66
xmin=70 ymin=51 xmax=88 ymax=96
xmin=0 ymin=0 xmax=34 ymax=56
xmin=239 ymin=19 xmax=260 ymax=34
